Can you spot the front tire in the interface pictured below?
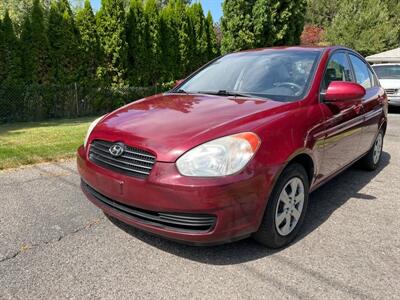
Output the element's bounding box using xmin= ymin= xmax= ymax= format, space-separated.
xmin=360 ymin=129 xmax=384 ymax=171
xmin=253 ymin=163 xmax=309 ymax=248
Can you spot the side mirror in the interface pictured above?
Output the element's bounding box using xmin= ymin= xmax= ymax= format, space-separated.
xmin=174 ymin=79 xmax=184 ymax=88
xmin=324 ymin=81 xmax=366 ymax=102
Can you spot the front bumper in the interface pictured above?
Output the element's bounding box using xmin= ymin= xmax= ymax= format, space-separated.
xmin=388 ymin=95 xmax=400 ymax=106
xmin=77 ymin=145 xmax=279 ymax=245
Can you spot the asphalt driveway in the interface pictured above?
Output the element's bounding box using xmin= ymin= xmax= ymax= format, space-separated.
xmin=1 ymin=113 xmax=399 ymax=299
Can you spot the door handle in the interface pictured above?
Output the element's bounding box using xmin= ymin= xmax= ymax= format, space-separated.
xmin=353 ymin=104 xmax=363 ymax=114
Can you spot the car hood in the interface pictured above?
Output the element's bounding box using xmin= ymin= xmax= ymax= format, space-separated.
xmin=378 ymin=79 xmax=400 ymax=89
xmin=91 ymin=93 xmax=285 ymax=162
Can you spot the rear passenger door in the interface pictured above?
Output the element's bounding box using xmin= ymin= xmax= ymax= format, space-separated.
xmin=348 ymin=53 xmax=384 ymax=153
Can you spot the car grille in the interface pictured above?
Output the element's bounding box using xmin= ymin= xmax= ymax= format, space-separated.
xmin=81 ymin=181 xmax=216 ymax=233
xmin=89 ymin=140 xmax=156 ymax=178
xmin=385 ymin=88 xmax=398 ymax=95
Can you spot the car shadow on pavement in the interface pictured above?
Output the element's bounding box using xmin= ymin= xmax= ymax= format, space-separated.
xmin=107 ymin=151 xmax=391 ymax=265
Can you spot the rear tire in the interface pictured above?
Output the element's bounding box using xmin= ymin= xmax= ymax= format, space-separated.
xmin=360 ymin=129 xmax=384 ymax=171
xmin=253 ymin=163 xmax=309 ymax=248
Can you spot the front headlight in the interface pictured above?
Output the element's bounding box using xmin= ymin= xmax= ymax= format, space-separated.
xmin=176 ymin=132 xmax=261 ymax=177
xmin=84 ymin=116 xmax=104 ymax=148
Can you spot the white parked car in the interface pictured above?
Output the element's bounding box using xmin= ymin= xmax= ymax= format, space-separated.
xmin=372 ymin=63 xmax=400 ymax=106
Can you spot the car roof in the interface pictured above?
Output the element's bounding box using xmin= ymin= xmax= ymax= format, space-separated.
xmin=233 ymin=45 xmax=356 ymax=55
xmin=235 ymin=46 xmax=326 ymax=53
xmin=232 ymin=46 xmax=374 ymax=66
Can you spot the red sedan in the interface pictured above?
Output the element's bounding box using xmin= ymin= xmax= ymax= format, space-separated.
xmin=77 ymin=46 xmax=387 ymax=248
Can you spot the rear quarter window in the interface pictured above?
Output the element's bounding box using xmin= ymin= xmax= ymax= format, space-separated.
xmin=349 ymin=54 xmax=372 ymax=89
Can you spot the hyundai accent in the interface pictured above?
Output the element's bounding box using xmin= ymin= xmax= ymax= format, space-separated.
xmin=77 ymin=46 xmax=387 ymax=248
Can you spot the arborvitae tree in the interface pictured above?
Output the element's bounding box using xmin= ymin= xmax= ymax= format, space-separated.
xmin=0 ymin=0 xmax=220 ymax=89
xmin=252 ymin=0 xmax=274 ymax=47
xmin=205 ymin=11 xmax=218 ymax=61
xmin=382 ymin=0 xmax=400 ymax=43
xmin=160 ymin=0 xmax=191 ymax=6
xmin=305 ymin=0 xmax=340 ymax=28
xmin=159 ymin=0 xmax=180 ymax=82
xmin=0 ymin=11 xmax=23 ymax=84
xmin=29 ymin=0 xmax=50 ymax=84
xmin=221 ymin=0 xmax=255 ymax=54
xmin=20 ymin=14 xmax=34 ymax=83
xmin=0 ymin=17 xmax=5 ymax=83
xmin=189 ymin=2 xmax=207 ymax=69
xmin=185 ymin=5 xmax=198 ymax=73
xmin=253 ymin=0 xmax=306 ymax=47
xmin=96 ymin=0 xmax=128 ymax=87
xmin=0 ymin=0 xmax=33 ymax=27
xmin=274 ymin=0 xmax=306 ymax=46
xmin=289 ymin=0 xmax=307 ymax=45
xmin=47 ymin=0 xmax=80 ymax=83
xmin=76 ymin=0 xmax=101 ymax=85
xmin=126 ymin=0 xmax=147 ymax=85
xmin=326 ymin=0 xmax=397 ymax=56
xmin=144 ymin=0 xmax=161 ymax=85
xmin=177 ymin=3 xmax=192 ymax=77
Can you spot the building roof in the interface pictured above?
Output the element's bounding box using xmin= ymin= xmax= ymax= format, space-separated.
xmin=366 ymin=48 xmax=400 ymax=63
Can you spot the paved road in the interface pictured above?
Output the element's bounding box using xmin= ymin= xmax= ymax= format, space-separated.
xmin=1 ymin=113 xmax=400 ymax=300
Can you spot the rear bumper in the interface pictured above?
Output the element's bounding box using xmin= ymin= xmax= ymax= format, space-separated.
xmin=77 ymin=145 xmax=279 ymax=244
xmin=388 ymin=95 xmax=400 ymax=106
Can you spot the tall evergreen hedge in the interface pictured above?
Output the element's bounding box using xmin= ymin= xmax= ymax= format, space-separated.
xmin=0 ymin=0 xmax=322 ymax=122
xmin=0 ymin=0 xmax=219 ymax=90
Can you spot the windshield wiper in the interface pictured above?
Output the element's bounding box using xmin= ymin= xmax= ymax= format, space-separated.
xmin=174 ymin=89 xmax=188 ymax=94
xmin=196 ymin=90 xmax=253 ymax=98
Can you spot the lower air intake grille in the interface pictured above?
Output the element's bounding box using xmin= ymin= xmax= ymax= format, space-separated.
xmin=82 ymin=181 xmax=216 ymax=233
xmin=89 ymin=140 xmax=156 ymax=178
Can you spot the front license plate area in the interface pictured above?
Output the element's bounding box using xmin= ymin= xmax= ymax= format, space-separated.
xmin=96 ymin=173 xmax=124 ymax=196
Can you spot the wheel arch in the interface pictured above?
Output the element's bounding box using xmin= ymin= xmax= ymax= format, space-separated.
xmin=270 ymin=151 xmax=316 ymax=192
xmin=287 ymin=153 xmax=315 ymax=185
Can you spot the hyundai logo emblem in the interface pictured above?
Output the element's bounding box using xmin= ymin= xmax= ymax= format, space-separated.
xmin=109 ymin=143 xmax=125 ymax=157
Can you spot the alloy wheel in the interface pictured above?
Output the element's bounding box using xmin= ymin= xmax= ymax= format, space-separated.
xmin=275 ymin=177 xmax=305 ymax=236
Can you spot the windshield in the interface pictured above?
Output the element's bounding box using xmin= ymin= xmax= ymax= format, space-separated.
xmin=372 ymin=65 xmax=400 ymax=79
xmin=176 ymin=50 xmax=320 ymax=101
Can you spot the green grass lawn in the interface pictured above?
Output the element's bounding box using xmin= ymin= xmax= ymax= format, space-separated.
xmin=0 ymin=117 xmax=97 ymax=170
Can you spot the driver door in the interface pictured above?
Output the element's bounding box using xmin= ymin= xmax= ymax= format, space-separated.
xmin=319 ymin=51 xmax=364 ymax=178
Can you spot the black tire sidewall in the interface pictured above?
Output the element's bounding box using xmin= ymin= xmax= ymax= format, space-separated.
xmin=372 ymin=130 xmax=384 ymax=168
xmin=254 ymin=163 xmax=309 ymax=248
xmin=362 ymin=129 xmax=384 ymax=170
